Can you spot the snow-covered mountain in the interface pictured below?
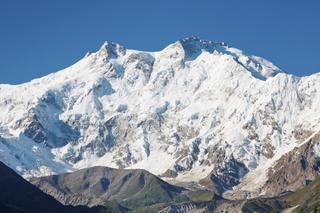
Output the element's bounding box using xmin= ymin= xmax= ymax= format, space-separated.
xmin=1 ymin=36 xmax=320 ymax=196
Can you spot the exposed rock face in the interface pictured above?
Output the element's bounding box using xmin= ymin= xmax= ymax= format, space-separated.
xmin=261 ymin=131 xmax=320 ymax=196
xmin=1 ymin=37 xmax=320 ymax=195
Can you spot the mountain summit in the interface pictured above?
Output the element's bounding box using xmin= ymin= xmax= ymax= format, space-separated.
xmin=0 ymin=37 xmax=319 ymax=197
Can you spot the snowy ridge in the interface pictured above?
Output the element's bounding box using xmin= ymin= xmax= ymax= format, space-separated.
xmin=0 ymin=37 xmax=320 ymax=195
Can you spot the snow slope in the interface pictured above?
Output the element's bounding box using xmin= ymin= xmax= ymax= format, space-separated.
xmin=1 ymin=37 xmax=320 ymax=194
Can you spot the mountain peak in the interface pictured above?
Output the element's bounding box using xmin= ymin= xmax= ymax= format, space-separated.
xmin=98 ymin=41 xmax=126 ymax=59
xmin=160 ymin=37 xmax=281 ymax=80
xmin=175 ymin=36 xmax=227 ymax=60
xmin=178 ymin=36 xmax=228 ymax=48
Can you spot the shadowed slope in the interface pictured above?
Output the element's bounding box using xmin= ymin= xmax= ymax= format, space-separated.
xmin=0 ymin=161 xmax=111 ymax=213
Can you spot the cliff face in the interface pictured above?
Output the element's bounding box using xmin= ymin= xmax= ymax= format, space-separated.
xmin=261 ymin=131 xmax=320 ymax=196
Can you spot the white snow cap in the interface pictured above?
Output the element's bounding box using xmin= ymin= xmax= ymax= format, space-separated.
xmin=161 ymin=36 xmax=283 ymax=80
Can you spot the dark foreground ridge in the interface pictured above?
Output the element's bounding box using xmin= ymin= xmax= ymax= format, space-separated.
xmin=0 ymin=161 xmax=111 ymax=213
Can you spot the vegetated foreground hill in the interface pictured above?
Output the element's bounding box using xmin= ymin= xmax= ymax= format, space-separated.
xmin=0 ymin=36 xmax=320 ymax=197
xmin=29 ymin=166 xmax=247 ymax=212
xmin=30 ymin=166 xmax=187 ymax=209
xmin=30 ymin=165 xmax=320 ymax=213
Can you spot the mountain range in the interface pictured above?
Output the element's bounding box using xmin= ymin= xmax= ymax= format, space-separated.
xmin=0 ymin=37 xmax=319 ymax=212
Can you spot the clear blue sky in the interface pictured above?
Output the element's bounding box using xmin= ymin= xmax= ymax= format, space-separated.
xmin=1 ymin=0 xmax=320 ymax=84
